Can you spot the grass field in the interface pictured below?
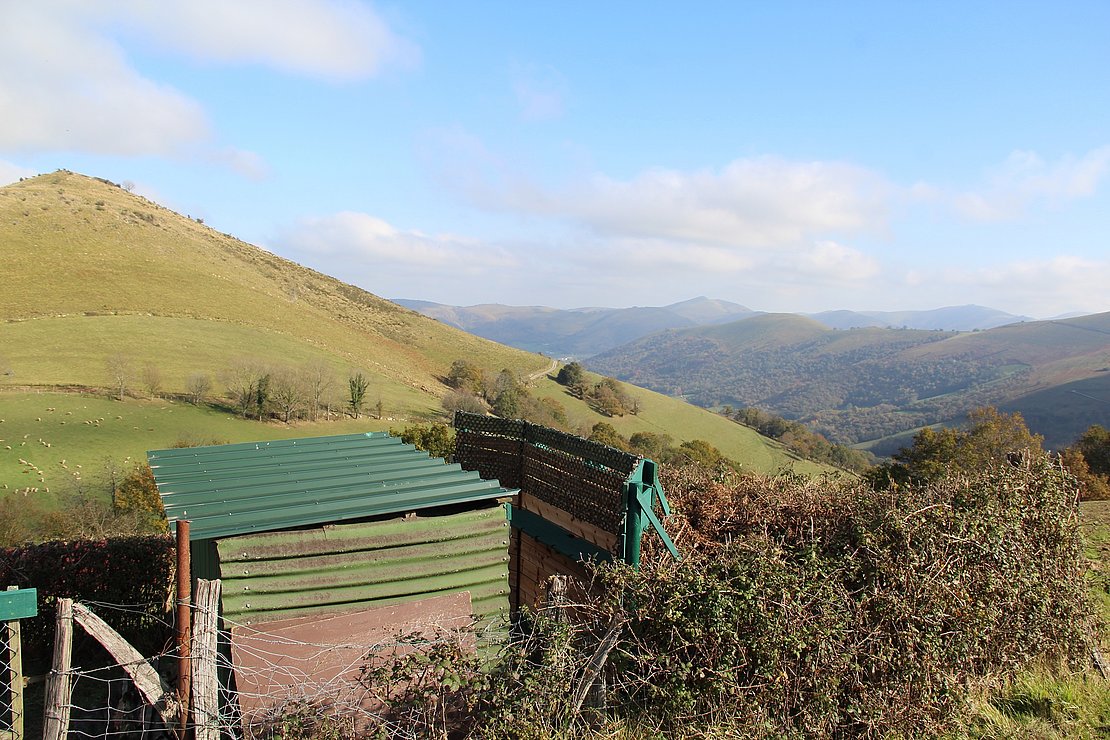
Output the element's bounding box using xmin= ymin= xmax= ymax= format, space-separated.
xmin=0 ymin=392 xmax=400 ymax=504
xmin=962 ymin=501 xmax=1110 ymax=738
xmin=528 ymin=371 xmax=832 ymax=477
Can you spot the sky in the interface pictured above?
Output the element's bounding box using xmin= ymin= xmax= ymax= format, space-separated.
xmin=2 ymin=1 xmax=1109 ymax=318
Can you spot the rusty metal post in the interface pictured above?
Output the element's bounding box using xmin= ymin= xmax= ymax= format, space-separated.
xmin=175 ymin=520 xmax=192 ymax=739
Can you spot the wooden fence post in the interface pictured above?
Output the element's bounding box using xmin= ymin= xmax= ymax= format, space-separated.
xmin=2 ymin=597 xmax=22 ymax=740
xmin=42 ymin=598 xmax=73 ymax=740
xmin=191 ymin=579 xmax=222 ymax=740
xmin=175 ymin=520 xmax=192 ymax=740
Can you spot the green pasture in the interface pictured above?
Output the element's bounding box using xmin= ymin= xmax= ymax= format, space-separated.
xmin=0 ymin=392 xmax=400 ymax=506
xmin=0 ymin=314 xmax=438 ymax=415
xmin=529 ymin=371 xmax=833 ymax=477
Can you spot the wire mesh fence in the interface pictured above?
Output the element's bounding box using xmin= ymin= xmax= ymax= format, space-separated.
xmin=1 ymin=618 xmax=20 ymax=738
xmin=38 ymin=592 xmax=523 ymax=740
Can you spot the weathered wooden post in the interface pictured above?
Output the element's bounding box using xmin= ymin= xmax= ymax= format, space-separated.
xmin=42 ymin=598 xmax=73 ymax=740
xmin=175 ymin=520 xmax=192 ymax=739
xmin=191 ymin=579 xmax=222 ymax=740
xmin=1 ymin=586 xmax=37 ymax=740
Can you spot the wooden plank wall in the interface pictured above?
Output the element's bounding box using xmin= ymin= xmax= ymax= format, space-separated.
xmin=514 ymin=531 xmax=593 ymax=612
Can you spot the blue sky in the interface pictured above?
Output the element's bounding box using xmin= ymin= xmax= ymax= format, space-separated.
xmin=2 ymin=1 xmax=1108 ymax=318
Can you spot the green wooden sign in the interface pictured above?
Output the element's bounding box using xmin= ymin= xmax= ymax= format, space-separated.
xmin=0 ymin=587 xmax=37 ymax=621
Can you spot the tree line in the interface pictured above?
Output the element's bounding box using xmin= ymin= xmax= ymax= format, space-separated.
xmin=102 ymin=354 xmax=385 ymax=423
xmin=865 ymin=407 xmax=1110 ymax=500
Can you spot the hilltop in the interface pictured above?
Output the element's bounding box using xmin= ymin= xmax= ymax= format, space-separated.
xmin=0 ymin=171 xmax=829 ymax=500
xmin=587 ymin=311 xmax=1110 ymax=451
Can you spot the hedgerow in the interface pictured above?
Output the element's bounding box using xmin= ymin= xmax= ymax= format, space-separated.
xmin=347 ymin=457 xmax=1095 ymax=738
xmin=608 ymin=458 xmax=1095 ymax=736
xmin=0 ymin=534 xmax=175 ymax=670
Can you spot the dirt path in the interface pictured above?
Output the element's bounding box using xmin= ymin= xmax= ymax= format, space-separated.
xmin=526 ymin=358 xmax=558 ymax=383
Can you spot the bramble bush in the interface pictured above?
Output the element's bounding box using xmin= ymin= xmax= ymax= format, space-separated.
xmin=607 ymin=457 xmax=1095 ymax=737
xmin=344 ymin=456 xmax=1095 ymax=738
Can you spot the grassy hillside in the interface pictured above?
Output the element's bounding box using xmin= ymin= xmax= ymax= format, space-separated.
xmin=0 ymin=171 xmax=830 ymax=508
xmin=590 ymin=311 xmax=1110 ymax=449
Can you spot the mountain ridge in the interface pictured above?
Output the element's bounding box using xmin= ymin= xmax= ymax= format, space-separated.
xmin=397 ymin=298 xmax=1038 ymax=359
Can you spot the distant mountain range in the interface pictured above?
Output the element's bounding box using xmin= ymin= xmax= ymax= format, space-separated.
xmin=392 ymin=297 xmax=758 ymax=359
xmin=398 ymin=297 xmax=1109 ymax=451
xmin=587 ymin=312 xmax=1110 ymax=452
xmin=396 ymin=298 xmax=1035 ymax=359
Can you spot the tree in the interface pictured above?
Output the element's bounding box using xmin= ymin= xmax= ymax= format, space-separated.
xmin=393 ymin=423 xmax=455 ymax=460
xmin=1060 ymin=425 xmax=1110 ymax=501
xmin=629 ymin=431 xmax=674 ymax=460
xmin=106 ymin=353 xmax=132 ymax=400
xmin=1059 ymin=447 xmax=1110 ymax=501
xmin=556 ymin=362 xmax=585 ymax=388
xmin=443 ymin=390 xmax=487 ymax=416
xmin=270 ymin=367 xmax=304 ymax=423
xmin=141 ymin=362 xmax=163 ymax=398
xmin=588 ymin=422 xmax=629 ymax=451
xmin=186 ymin=373 xmax=211 ymax=405
xmin=348 ymin=372 xmax=369 ymax=418
xmin=446 ymin=359 xmax=485 ymax=395
xmin=302 ymin=361 xmax=337 ymax=422
xmin=491 ymin=369 xmax=523 ymax=419
xmin=254 ymin=373 xmax=271 ymax=420
xmin=675 ymin=439 xmax=725 ymax=467
xmin=868 ymin=407 xmax=1044 ymax=488
xmin=1074 ymin=424 xmax=1110 ymax=477
xmin=222 ymin=360 xmax=267 ymax=417
xmin=114 ymin=463 xmax=168 ymax=532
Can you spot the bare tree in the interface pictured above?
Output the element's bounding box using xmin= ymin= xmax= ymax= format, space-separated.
xmin=106 ymin=353 xmax=132 ymax=400
xmin=270 ymin=367 xmax=304 ymax=424
xmin=221 ymin=360 xmax=268 ymax=417
xmin=141 ymin=362 xmax=163 ymax=398
xmin=302 ymin=360 xmax=337 ymax=422
xmin=186 ymin=373 xmax=212 ymax=405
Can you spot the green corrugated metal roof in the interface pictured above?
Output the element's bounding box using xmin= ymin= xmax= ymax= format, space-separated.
xmin=149 ymin=432 xmax=517 ymax=542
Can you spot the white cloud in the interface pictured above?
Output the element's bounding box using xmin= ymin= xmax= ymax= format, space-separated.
xmin=0 ymin=161 xmax=38 ymax=186
xmin=0 ymin=5 xmax=210 ymax=155
xmin=945 ymin=147 xmax=1110 ymax=221
xmin=276 ymin=211 xmax=518 ymax=270
xmin=210 ymin=147 xmax=271 ymax=181
xmin=0 ymin=1 xmax=414 ymax=163
xmin=795 ymin=241 xmax=880 ymax=281
xmin=511 ymin=63 xmax=567 ymax=121
xmin=116 ymin=0 xmax=419 ymax=81
xmin=569 ymin=158 xmax=889 ymax=248
xmin=425 ymin=134 xmax=891 ymax=251
xmin=907 ymin=256 xmax=1110 ymax=317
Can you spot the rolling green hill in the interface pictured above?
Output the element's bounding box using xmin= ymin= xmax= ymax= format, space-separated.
xmin=0 ymin=171 xmax=829 ymax=504
xmin=589 ymin=312 xmax=1110 ymax=450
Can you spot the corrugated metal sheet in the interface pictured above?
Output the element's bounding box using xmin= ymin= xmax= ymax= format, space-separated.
xmin=216 ymin=506 xmax=510 ymax=626
xmin=149 ymin=432 xmax=517 ymax=542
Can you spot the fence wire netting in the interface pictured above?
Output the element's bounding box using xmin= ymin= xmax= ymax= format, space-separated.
xmin=43 ymin=597 xmax=517 ymax=740
xmin=1 ymin=620 xmax=19 ymax=735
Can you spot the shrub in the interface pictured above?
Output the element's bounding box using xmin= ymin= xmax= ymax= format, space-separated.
xmin=0 ymin=535 xmax=175 ymax=671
